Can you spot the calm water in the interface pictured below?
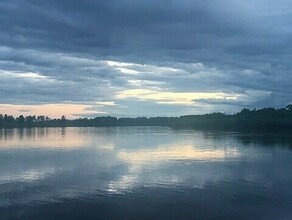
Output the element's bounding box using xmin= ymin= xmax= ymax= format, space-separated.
xmin=0 ymin=127 xmax=292 ymax=220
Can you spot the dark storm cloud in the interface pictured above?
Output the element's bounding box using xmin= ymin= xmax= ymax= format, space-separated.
xmin=1 ymin=0 xmax=286 ymax=60
xmin=0 ymin=0 xmax=292 ymax=115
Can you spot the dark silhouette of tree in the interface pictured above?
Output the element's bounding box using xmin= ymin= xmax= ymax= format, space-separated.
xmin=37 ymin=116 xmax=45 ymax=122
xmin=25 ymin=115 xmax=36 ymax=127
xmin=0 ymin=114 xmax=3 ymax=127
xmin=17 ymin=115 xmax=25 ymax=127
xmin=286 ymin=104 xmax=292 ymax=111
xmin=1 ymin=106 xmax=292 ymax=131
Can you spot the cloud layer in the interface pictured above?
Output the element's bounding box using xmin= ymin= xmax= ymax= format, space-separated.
xmin=0 ymin=0 xmax=291 ymax=117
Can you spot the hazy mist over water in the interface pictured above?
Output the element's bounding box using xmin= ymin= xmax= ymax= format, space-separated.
xmin=0 ymin=127 xmax=292 ymax=220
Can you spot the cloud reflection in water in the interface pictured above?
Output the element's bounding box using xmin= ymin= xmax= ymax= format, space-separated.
xmin=1 ymin=127 xmax=292 ymax=220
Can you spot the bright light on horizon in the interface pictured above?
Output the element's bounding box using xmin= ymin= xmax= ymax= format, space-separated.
xmin=0 ymin=104 xmax=100 ymax=119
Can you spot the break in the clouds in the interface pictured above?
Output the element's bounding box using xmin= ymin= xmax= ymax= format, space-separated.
xmin=0 ymin=0 xmax=292 ymax=118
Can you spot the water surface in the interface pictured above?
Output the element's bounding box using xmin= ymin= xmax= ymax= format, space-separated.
xmin=0 ymin=127 xmax=292 ymax=220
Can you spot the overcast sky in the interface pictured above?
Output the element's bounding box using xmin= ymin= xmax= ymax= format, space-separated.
xmin=1 ymin=0 xmax=292 ymax=118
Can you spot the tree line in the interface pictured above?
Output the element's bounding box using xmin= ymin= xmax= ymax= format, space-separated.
xmin=1 ymin=105 xmax=292 ymax=131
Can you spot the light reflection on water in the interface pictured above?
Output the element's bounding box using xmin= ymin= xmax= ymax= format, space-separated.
xmin=0 ymin=127 xmax=292 ymax=220
xmin=117 ymin=145 xmax=239 ymax=163
xmin=0 ymin=128 xmax=87 ymax=149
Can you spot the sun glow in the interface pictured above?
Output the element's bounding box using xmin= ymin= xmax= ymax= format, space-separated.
xmin=116 ymin=89 xmax=238 ymax=105
xmin=0 ymin=104 xmax=98 ymax=119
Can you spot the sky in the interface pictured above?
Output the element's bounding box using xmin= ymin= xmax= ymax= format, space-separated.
xmin=0 ymin=0 xmax=292 ymax=118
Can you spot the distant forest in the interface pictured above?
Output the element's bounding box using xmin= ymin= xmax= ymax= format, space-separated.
xmin=1 ymin=105 xmax=292 ymax=131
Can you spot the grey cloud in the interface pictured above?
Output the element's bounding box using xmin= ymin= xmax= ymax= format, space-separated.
xmin=1 ymin=0 xmax=292 ymax=115
xmin=193 ymin=98 xmax=250 ymax=107
xmin=0 ymin=0 xmax=284 ymax=60
xmin=0 ymin=47 xmax=128 ymax=105
xmin=18 ymin=109 xmax=31 ymax=113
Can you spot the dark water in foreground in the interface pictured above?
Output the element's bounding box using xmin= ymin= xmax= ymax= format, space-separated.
xmin=0 ymin=127 xmax=292 ymax=220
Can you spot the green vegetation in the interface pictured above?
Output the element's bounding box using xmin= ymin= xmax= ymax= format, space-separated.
xmin=1 ymin=105 xmax=292 ymax=131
